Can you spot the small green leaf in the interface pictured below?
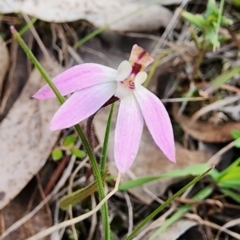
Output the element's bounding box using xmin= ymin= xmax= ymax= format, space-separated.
xmin=119 ymin=176 xmax=160 ymax=191
xmin=181 ymin=11 xmax=205 ymax=28
xmin=71 ymin=147 xmax=86 ymax=158
xmin=206 ymin=27 xmax=220 ymax=48
xmin=119 ymin=163 xmax=211 ymax=190
xmin=219 ymin=181 xmax=240 ymax=189
xmin=52 ymin=148 xmax=63 ymax=161
xmin=206 ymin=0 xmax=216 ymax=17
xmin=63 ymin=135 xmax=77 ymax=147
xmin=231 ymin=130 xmax=240 ymax=139
xmin=208 ymin=66 xmax=240 ymax=94
xmin=161 ymin=163 xmax=211 ymax=177
xmin=60 ymin=181 xmax=98 ymax=210
xmin=220 ymin=16 xmax=233 ymax=26
xmin=221 ymin=188 xmax=240 ymax=203
xmin=219 ymin=168 xmax=240 ymax=181
xmin=59 ymin=171 xmax=107 ymax=210
xmin=209 ymin=168 xmax=220 ymax=182
xmin=218 ymin=158 xmax=240 ymax=178
xmin=218 ymin=162 xmax=240 ymax=188
xmin=235 ymin=138 xmax=240 ymax=148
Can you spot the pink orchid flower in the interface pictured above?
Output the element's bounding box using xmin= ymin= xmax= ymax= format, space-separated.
xmin=33 ymin=45 xmax=175 ymax=173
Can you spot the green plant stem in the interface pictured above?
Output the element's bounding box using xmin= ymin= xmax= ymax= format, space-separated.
xmin=144 ymin=49 xmax=173 ymax=88
xmin=10 ymin=27 xmax=65 ymax=103
xmin=150 ymin=186 xmax=213 ymax=240
xmin=11 ymin=26 xmax=111 ymax=240
xmin=189 ymin=27 xmax=200 ymax=49
xmin=59 ymin=171 xmax=108 ymax=210
xmin=216 ymin=0 xmax=225 ymax=45
xmin=125 ymin=167 xmax=213 ymax=240
xmin=74 ymin=26 xmax=108 ymax=48
xmin=19 ymin=17 xmax=38 ymax=36
xmin=192 ymin=37 xmax=206 ymax=80
xmin=100 ymin=104 xmax=115 ymax=176
xmin=73 ymin=0 xmax=170 ymax=48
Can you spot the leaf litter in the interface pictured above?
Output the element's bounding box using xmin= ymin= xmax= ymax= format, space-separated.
xmin=0 ymin=36 xmax=9 ymax=99
xmin=1 ymin=1 xmax=240 ymax=239
xmin=0 ymin=57 xmax=63 ymax=210
xmin=0 ymin=0 xmax=180 ymax=31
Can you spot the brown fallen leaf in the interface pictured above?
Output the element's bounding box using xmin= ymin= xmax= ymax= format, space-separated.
xmin=94 ymin=104 xmax=212 ymax=204
xmin=0 ymin=57 xmax=63 ymax=210
xmin=0 ymin=188 xmax=51 ymax=240
xmin=173 ymin=103 xmax=240 ymax=143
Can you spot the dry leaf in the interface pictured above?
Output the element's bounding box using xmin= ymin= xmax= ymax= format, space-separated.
xmin=222 ymin=105 xmax=240 ymax=121
xmin=0 ymin=0 xmax=177 ymax=31
xmin=0 ymin=58 xmax=62 ymax=210
xmin=0 ymin=191 xmax=50 ymax=240
xmin=173 ymin=104 xmax=240 ymax=143
xmin=0 ymin=37 xmax=9 ymax=98
xmin=94 ymin=104 xmax=212 ymax=204
xmin=0 ymin=41 xmax=28 ymax=118
xmin=143 ymin=219 xmax=197 ymax=240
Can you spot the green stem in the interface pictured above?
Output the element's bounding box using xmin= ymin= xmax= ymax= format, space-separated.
xmin=144 ymin=49 xmax=173 ymax=88
xmin=100 ymin=104 xmax=115 ymax=176
xmin=73 ymin=0 xmax=168 ymax=48
xmin=216 ymin=0 xmax=225 ymax=44
xmin=125 ymin=167 xmax=213 ymax=240
xmin=10 ymin=27 xmax=65 ymax=103
xmin=19 ymin=17 xmax=38 ymax=36
xmin=150 ymin=186 xmax=213 ymax=240
xmin=192 ymin=37 xmax=206 ymax=80
xmin=74 ymin=26 xmax=108 ymax=49
xmin=11 ymin=26 xmax=111 ymax=240
xmin=189 ymin=27 xmax=200 ymax=49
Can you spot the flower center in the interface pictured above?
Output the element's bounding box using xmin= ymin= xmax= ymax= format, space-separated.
xmin=114 ymin=44 xmax=154 ymax=99
xmin=120 ymin=62 xmax=142 ymax=90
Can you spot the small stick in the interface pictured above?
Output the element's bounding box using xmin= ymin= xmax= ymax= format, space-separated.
xmin=26 ymin=172 xmax=121 ymax=240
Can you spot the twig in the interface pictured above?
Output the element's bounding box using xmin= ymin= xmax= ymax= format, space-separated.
xmin=127 ymin=170 xmax=164 ymax=204
xmin=190 ymin=95 xmax=240 ymax=123
xmin=67 ymin=147 xmax=99 ymax=240
xmin=186 ymin=213 xmax=240 ymax=240
xmin=182 ymin=139 xmax=237 ymax=198
xmin=124 ymin=192 xmax=133 ymax=235
xmin=133 ymin=206 xmax=176 ymax=240
xmin=215 ymin=218 xmax=240 ymax=240
xmin=26 ymin=173 xmax=121 ymax=240
xmin=44 ymin=156 xmax=69 ymax=195
xmin=207 ymin=140 xmax=237 ymax=166
xmin=22 ymin=14 xmax=51 ymax=62
xmin=151 ymin=0 xmax=189 ymax=56
xmin=87 ymin=194 xmax=97 ymax=240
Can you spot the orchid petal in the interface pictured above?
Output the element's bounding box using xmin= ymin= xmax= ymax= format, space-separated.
xmin=129 ymin=44 xmax=154 ymax=68
xmin=115 ymin=82 xmax=131 ymax=100
xmin=50 ymin=82 xmax=117 ymax=130
xmin=33 ymin=63 xmax=117 ymax=99
xmin=134 ymin=86 xmax=175 ymax=162
xmin=135 ymin=71 xmax=147 ymax=88
xmin=115 ymin=94 xmax=144 ymax=173
xmin=116 ymin=60 xmax=132 ymax=81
